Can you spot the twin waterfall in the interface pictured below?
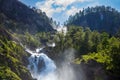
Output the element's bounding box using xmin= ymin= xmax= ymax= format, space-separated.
xmin=26 ymin=48 xmax=57 ymax=80
xmin=25 ymin=45 xmax=76 ymax=80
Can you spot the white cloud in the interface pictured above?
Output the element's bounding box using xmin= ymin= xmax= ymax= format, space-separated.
xmin=66 ymin=6 xmax=82 ymax=16
xmin=36 ymin=1 xmax=55 ymax=17
xmin=35 ymin=0 xmax=90 ymax=17
xmin=55 ymin=0 xmax=76 ymax=8
xmin=55 ymin=7 xmax=65 ymax=12
xmin=55 ymin=0 xmax=90 ymax=8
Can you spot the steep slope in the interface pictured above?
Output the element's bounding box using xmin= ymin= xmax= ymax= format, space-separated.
xmin=0 ymin=0 xmax=55 ymax=79
xmin=0 ymin=26 xmax=33 ymax=80
xmin=0 ymin=0 xmax=54 ymax=34
xmin=66 ymin=6 xmax=120 ymax=35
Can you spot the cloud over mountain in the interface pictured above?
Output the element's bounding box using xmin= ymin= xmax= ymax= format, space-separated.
xmin=35 ymin=0 xmax=89 ymax=17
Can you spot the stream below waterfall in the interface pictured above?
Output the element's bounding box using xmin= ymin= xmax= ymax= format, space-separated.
xmin=26 ymin=47 xmax=57 ymax=80
xmin=25 ymin=45 xmax=77 ymax=80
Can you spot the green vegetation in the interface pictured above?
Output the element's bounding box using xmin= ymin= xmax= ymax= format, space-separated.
xmin=1 ymin=25 xmax=119 ymax=79
xmin=0 ymin=0 xmax=54 ymax=34
xmin=52 ymin=26 xmax=120 ymax=77
xmin=15 ymin=32 xmax=52 ymax=49
xmin=82 ymin=36 xmax=120 ymax=75
xmin=0 ymin=28 xmax=33 ymax=80
xmin=0 ymin=66 xmax=21 ymax=80
xmin=66 ymin=6 xmax=120 ymax=35
xmin=0 ymin=1 xmax=120 ymax=79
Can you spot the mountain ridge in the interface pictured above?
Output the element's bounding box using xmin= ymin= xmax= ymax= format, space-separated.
xmin=0 ymin=0 xmax=54 ymax=34
xmin=66 ymin=6 xmax=120 ymax=35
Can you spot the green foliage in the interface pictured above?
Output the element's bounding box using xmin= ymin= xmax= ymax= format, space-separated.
xmin=0 ymin=34 xmax=32 ymax=80
xmin=66 ymin=6 xmax=120 ymax=35
xmin=35 ymin=32 xmax=51 ymax=43
xmin=53 ymin=26 xmax=94 ymax=55
xmin=0 ymin=31 xmax=54 ymax=80
xmin=52 ymin=26 xmax=120 ymax=76
xmin=15 ymin=32 xmax=53 ymax=49
xmin=24 ymin=32 xmax=40 ymax=48
xmin=15 ymin=32 xmax=41 ymax=48
xmin=0 ymin=0 xmax=54 ymax=34
xmin=0 ymin=66 xmax=21 ymax=80
xmin=82 ymin=36 xmax=120 ymax=75
xmin=82 ymin=50 xmax=112 ymax=69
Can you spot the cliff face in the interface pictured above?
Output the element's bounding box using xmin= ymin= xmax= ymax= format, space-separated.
xmin=0 ymin=0 xmax=54 ymax=34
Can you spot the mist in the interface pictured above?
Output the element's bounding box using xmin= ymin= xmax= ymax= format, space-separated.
xmin=26 ymin=48 xmax=86 ymax=80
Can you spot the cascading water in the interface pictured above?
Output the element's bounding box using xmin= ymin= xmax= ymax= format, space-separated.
xmin=26 ymin=48 xmax=57 ymax=80
xmin=25 ymin=46 xmax=78 ymax=80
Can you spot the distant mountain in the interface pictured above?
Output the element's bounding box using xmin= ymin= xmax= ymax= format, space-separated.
xmin=0 ymin=0 xmax=54 ymax=34
xmin=66 ymin=6 xmax=120 ymax=35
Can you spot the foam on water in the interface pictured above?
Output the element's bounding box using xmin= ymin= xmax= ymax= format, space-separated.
xmin=26 ymin=48 xmax=77 ymax=80
xmin=26 ymin=48 xmax=56 ymax=80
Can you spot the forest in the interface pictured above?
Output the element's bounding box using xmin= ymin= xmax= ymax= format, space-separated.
xmin=0 ymin=0 xmax=120 ymax=80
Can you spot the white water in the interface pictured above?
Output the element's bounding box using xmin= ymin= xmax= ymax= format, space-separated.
xmin=26 ymin=48 xmax=57 ymax=80
xmin=26 ymin=48 xmax=77 ymax=80
xmin=47 ymin=43 xmax=56 ymax=47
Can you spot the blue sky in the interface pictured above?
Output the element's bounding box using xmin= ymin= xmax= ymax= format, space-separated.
xmin=20 ymin=0 xmax=120 ymax=25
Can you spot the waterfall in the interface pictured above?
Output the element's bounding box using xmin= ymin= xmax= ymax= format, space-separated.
xmin=26 ymin=47 xmax=77 ymax=80
xmin=26 ymin=48 xmax=57 ymax=80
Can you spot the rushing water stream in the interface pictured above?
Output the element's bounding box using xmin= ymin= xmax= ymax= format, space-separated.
xmin=25 ymin=45 xmax=77 ymax=80
xmin=26 ymin=48 xmax=57 ymax=80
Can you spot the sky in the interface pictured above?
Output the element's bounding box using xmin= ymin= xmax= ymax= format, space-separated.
xmin=20 ymin=0 xmax=120 ymax=25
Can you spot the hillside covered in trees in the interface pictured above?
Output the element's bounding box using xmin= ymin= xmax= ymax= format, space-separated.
xmin=66 ymin=6 xmax=120 ymax=35
xmin=0 ymin=0 xmax=56 ymax=79
xmin=0 ymin=0 xmax=54 ymax=34
xmin=0 ymin=27 xmax=33 ymax=80
xmin=50 ymin=26 xmax=120 ymax=80
xmin=0 ymin=0 xmax=120 ymax=80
